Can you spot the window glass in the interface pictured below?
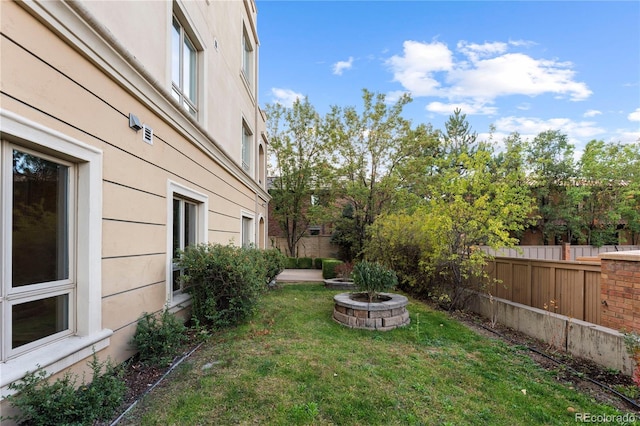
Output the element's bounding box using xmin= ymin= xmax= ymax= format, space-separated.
xmin=184 ymin=37 xmax=196 ymax=104
xmin=12 ymin=294 xmax=69 ymax=349
xmin=172 ymin=269 xmax=182 ymax=293
xmin=12 ymin=150 xmax=69 ymax=287
xmin=242 ymin=125 xmax=251 ymax=172
xmin=242 ymin=216 xmax=252 ymax=247
xmin=185 ymin=202 xmax=196 ymax=247
xmin=171 ymin=18 xmax=181 ymax=86
xmin=172 ymin=198 xmax=198 ymax=293
xmin=172 ymin=15 xmax=197 ymax=117
xmin=243 ymin=32 xmax=252 ymax=81
xmin=172 ymin=198 xmax=181 ymax=258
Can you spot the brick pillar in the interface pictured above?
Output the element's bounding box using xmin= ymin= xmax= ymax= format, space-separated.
xmin=562 ymin=242 xmax=571 ymax=261
xmin=599 ymin=250 xmax=640 ymax=333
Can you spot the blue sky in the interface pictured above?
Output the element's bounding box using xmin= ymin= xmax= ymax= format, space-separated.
xmin=257 ymin=1 xmax=640 ymax=156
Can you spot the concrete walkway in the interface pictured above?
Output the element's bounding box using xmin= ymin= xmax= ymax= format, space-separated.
xmin=276 ymin=269 xmax=323 ymax=283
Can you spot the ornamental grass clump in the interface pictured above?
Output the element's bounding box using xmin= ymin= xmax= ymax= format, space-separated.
xmin=352 ymin=261 xmax=398 ymax=302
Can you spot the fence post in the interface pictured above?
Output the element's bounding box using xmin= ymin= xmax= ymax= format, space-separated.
xmin=562 ymin=242 xmax=571 ymax=261
xmin=599 ymin=250 xmax=640 ymax=333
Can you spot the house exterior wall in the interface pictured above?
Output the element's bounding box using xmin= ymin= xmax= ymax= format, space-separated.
xmin=0 ymin=0 xmax=267 ymax=406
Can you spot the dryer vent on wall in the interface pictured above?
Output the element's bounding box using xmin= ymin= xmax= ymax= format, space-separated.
xmin=142 ymin=125 xmax=153 ymax=145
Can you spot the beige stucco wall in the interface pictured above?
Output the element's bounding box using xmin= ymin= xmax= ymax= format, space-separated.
xmin=81 ymin=0 xmax=263 ymax=179
xmin=1 ymin=0 xmax=267 ymax=410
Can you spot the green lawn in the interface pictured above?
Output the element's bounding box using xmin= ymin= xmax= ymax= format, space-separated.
xmin=122 ymin=284 xmax=627 ymax=425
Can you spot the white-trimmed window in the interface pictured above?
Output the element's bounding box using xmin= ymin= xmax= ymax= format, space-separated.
xmin=241 ymin=214 xmax=253 ymax=248
xmin=1 ymin=110 xmax=107 ymax=393
xmin=242 ymin=120 xmax=252 ymax=174
xmin=4 ymin=147 xmax=74 ymax=356
xmin=242 ymin=26 xmax=254 ymax=91
xmin=167 ymin=181 xmax=207 ymax=305
xmin=171 ymin=15 xmax=198 ymax=117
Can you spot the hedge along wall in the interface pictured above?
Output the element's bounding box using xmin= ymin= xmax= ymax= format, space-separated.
xmin=600 ymin=250 xmax=640 ymax=333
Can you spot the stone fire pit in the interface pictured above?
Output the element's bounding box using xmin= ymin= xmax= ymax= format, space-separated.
xmin=333 ymin=292 xmax=410 ymax=331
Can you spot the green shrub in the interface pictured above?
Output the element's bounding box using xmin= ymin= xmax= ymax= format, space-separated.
xmin=178 ymin=243 xmax=267 ymax=329
xmin=313 ymin=258 xmax=325 ymax=269
xmin=263 ymin=248 xmax=287 ymax=284
xmin=132 ymin=308 xmax=187 ymax=366
xmin=365 ymin=210 xmax=438 ymax=294
xmin=365 ymin=208 xmax=493 ymax=310
xmin=353 ymin=261 xmax=398 ymax=302
xmin=334 ymin=261 xmax=354 ymax=279
xmin=2 ymin=353 xmax=126 ymax=426
xmin=286 ymin=257 xmax=298 ymax=269
xmin=297 ymin=257 xmax=313 ymax=269
xmin=322 ymin=259 xmax=343 ymax=279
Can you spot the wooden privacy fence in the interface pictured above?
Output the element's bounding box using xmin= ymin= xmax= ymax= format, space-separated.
xmin=485 ymin=257 xmax=602 ymax=325
xmin=480 ymin=245 xmax=640 ymax=261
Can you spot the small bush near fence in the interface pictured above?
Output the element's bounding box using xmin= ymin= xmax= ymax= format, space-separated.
xmin=2 ymin=353 xmax=126 ymax=426
xmin=297 ymin=257 xmax=313 ymax=269
xmin=286 ymin=257 xmax=298 ymax=269
xmin=177 ymin=244 xmax=268 ymax=329
xmin=322 ymin=259 xmax=343 ymax=279
xmin=314 ymin=258 xmax=325 ymax=269
xmin=132 ymin=309 xmax=187 ymax=367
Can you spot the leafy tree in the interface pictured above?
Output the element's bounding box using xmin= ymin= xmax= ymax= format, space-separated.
xmin=265 ymin=98 xmax=336 ymax=257
xmin=440 ymin=108 xmax=479 ymax=170
xmin=367 ymin=113 xmax=534 ymax=310
xmin=328 ymin=89 xmax=432 ymax=260
xmin=617 ymin=143 xmax=640 ymax=244
xmin=578 ymin=140 xmax=640 ymax=245
xmin=525 ymin=130 xmax=576 ymax=244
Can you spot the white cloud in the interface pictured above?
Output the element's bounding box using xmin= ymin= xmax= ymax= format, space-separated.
xmin=494 ymin=116 xmax=605 ymax=144
xmin=426 ymin=101 xmax=497 ymax=116
xmin=611 ymin=129 xmax=640 ymax=143
xmin=333 ymin=57 xmax=354 ymax=75
xmin=628 ymin=108 xmax=640 ymax=122
xmin=584 ymin=109 xmax=602 ymax=118
xmin=386 ymin=40 xmax=592 ymax=113
xmin=508 ymin=39 xmax=537 ymax=48
xmin=386 ymin=40 xmax=453 ymax=96
xmin=448 ymin=53 xmax=591 ymax=102
xmin=457 ymin=41 xmax=508 ymax=63
xmin=271 ymin=88 xmax=304 ymax=107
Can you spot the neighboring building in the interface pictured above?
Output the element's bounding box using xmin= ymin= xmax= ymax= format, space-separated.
xmin=267 ymin=178 xmax=338 ymax=258
xmin=0 ymin=0 xmax=268 ymax=404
